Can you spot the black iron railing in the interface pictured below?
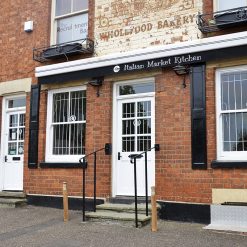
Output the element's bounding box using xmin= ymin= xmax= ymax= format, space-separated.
xmin=197 ymin=6 xmax=247 ymax=33
xmin=128 ymin=144 xmax=160 ymax=228
xmin=79 ymin=143 xmax=112 ymax=222
xmin=33 ymin=38 xmax=94 ymax=63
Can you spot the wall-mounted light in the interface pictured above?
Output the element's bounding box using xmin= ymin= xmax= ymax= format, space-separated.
xmin=173 ymin=65 xmax=190 ymax=88
xmin=88 ymin=77 xmax=104 ymax=96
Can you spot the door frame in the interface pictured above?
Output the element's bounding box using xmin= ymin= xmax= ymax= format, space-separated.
xmin=0 ymin=94 xmax=26 ymax=191
xmin=112 ymin=77 xmax=155 ymax=197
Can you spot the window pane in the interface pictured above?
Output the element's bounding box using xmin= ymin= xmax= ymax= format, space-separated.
xmin=122 ymin=137 xmax=135 ymax=152
xmin=73 ymin=0 xmax=88 ymax=12
xmin=56 ymin=0 xmax=71 ymax=16
xmin=70 ymin=123 xmax=85 ymax=155
xmin=222 ymin=113 xmax=247 ymax=152
xmin=18 ymin=142 xmax=24 ymax=155
xmin=137 ymin=101 xmax=151 ymax=117
xmin=53 ymin=92 xmax=69 ymax=123
xmin=236 ymin=113 xmax=243 ymax=151
xmin=122 ymin=103 xmax=135 ymax=118
xmin=228 ymin=80 xmax=235 ymax=110
xmin=242 ymin=73 xmax=247 ymax=109
xmin=244 ymin=113 xmax=247 ymax=151
xmin=53 ymin=124 xmax=70 ymax=155
xmin=218 ymin=0 xmax=246 ymax=11
xmin=137 ymin=136 xmax=151 ymax=152
xmin=19 ymin=114 xmax=25 ymax=126
xmin=19 ymin=128 xmax=25 ymax=141
xmin=70 ymin=90 xmax=86 ymax=121
xmin=137 ymin=119 xmax=151 ymax=134
xmin=9 ymin=114 xmax=18 ymax=127
xmin=221 ymin=71 xmax=247 ymax=111
xmin=235 ymin=79 xmax=242 ymax=110
xmin=119 ymin=83 xmax=154 ymax=95
xmin=57 ymin=13 xmax=88 ymax=43
xmin=223 ymin=114 xmax=230 ymax=151
xmin=122 ymin=120 xmax=135 ymax=135
xmin=9 ymin=129 xmax=17 ymax=141
xmin=8 ymin=98 xmax=26 ymax=108
xmin=8 ymin=143 xmax=17 ymax=155
xmin=221 ymin=80 xmax=228 ymax=110
xmin=229 ymin=113 xmax=237 ymax=150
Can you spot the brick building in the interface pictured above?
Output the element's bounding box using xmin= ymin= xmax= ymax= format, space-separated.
xmin=0 ymin=0 xmax=247 ymax=225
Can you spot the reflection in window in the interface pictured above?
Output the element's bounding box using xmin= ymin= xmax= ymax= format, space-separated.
xmin=8 ymin=98 xmax=26 ymax=108
xmin=119 ymin=83 xmax=154 ymax=96
xmin=217 ymin=0 xmax=246 ymax=11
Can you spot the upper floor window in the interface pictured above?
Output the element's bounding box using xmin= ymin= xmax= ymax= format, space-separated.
xmin=216 ymin=0 xmax=246 ymax=11
xmin=216 ymin=66 xmax=247 ymax=161
xmin=52 ymin=0 xmax=88 ymax=44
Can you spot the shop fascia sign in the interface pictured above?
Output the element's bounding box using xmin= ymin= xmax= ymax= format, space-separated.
xmin=112 ymin=54 xmax=203 ymax=73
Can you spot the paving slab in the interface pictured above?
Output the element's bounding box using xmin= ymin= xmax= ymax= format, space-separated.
xmin=0 ymin=198 xmax=27 ymax=208
xmin=96 ymin=203 xmax=159 ymax=212
xmin=0 ymin=192 xmax=25 ymax=198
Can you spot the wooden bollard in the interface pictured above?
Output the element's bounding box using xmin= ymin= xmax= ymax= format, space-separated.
xmin=63 ymin=182 xmax=69 ymax=222
xmin=151 ymin=186 xmax=157 ymax=232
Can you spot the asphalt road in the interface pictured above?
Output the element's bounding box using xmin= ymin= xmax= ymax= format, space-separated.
xmin=0 ymin=206 xmax=246 ymax=247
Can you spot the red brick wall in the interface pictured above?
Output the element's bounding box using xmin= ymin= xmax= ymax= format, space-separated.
xmin=23 ymin=67 xmax=247 ymax=204
xmin=0 ymin=0 xmax=95 ymax=83
xmin=24 ymin=81 xmax=112 ymax=198
xmin=154 ymin=68 xmax=247 ymax=204
xmin=2 ymin=0 xmax=247 ymax=204
xmin=0 ymin=0 xmax=51 ymax=83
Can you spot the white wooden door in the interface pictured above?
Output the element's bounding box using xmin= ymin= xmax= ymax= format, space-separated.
xmin=3 ymin=110 xmax=25 ymax=190
xmin=116 ymin=96 xmax=155 ymax=196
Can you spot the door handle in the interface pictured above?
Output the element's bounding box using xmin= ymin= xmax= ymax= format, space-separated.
xmin=118 ymin=152 xmax=122 ymax=160
xmin=128 ymin=154 xmax=143 ymax=159
xmin=4 ymin=156 xmax=8 ymax=162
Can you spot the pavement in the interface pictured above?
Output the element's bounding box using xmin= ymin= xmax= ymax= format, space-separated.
xmin=0 ymin=206 xmax=246 ymax=247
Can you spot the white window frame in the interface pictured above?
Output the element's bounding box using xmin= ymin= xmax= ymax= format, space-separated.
xmin=50 ymin=0 xmax=89 ymax=45
xmin=214 ymin=0 xmax=247 ymax=12
xmin=216 ymin=65 xmax=247 ymax=161
xmin=46 ymin=86 xmax=87 ymax=163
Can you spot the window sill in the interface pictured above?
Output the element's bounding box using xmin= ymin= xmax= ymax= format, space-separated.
xmin=211 ymin=160 xmax=247 ymax=169
xmin=40 ymin=162 xmax=83 ymax=169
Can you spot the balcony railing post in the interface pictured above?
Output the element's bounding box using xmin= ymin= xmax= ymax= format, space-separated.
xmin=134 ymin=157 xmax=138 ymax=228
xmin=145 ymin=151 xmax=148 ymax=216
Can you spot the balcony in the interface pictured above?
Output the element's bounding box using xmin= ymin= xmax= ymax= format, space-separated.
xmin=197 ymin=6 xmax=247 ymax=33
xmin=33 ymin=38 xmax=94 ymax=63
